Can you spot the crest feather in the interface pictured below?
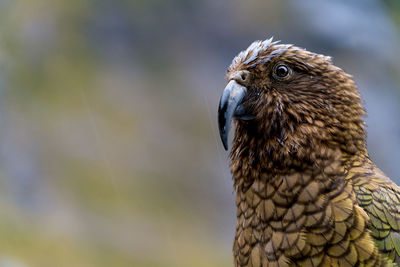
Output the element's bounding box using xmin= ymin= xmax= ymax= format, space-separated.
xmin=230 ymin=37 xmax=283 ymax=71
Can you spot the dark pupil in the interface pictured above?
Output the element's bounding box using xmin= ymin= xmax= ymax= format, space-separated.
xmin=276 ymin=65 xmax=288 ymax=77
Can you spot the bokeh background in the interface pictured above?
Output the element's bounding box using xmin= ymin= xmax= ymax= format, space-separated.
xmin=0 ymin=0 xmax=399 ymax=266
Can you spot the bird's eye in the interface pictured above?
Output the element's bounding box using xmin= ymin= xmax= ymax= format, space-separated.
xmin=273 ymin=64 xmax=291 ymax=80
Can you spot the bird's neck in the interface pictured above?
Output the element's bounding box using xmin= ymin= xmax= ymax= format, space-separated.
xmin=230 ymin=142 xmax=344 ymax=193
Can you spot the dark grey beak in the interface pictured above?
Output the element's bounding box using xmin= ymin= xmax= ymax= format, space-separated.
xmin=218 ymin=80 xmax=247 ymax=150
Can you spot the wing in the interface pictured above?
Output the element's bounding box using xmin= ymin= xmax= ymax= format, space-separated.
xmin=348 ymin=159 xmax=400 ymax=265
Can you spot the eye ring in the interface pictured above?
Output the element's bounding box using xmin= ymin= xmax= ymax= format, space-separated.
xmin=273 ymin=64 xmax=291 ymax=80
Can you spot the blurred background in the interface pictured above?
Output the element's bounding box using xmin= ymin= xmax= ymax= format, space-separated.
xmin=0 ymin=0 xmax=399 ymax=266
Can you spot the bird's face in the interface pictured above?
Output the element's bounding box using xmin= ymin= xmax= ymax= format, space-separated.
xmin=218 ymin=38 xmax=366 ymax=161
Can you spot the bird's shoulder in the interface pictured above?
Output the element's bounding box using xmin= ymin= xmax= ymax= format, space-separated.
xmin=344 ymin=155 xmax=400 ymax=265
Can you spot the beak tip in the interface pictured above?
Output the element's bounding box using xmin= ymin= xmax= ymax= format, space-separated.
xmin=218 ymin=127 xmax=229 ymax=151
xmin=222 ymin=137 xmax=228 ymax=151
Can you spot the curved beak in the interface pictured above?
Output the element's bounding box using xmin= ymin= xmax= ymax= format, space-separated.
xmin=218 ymin=80 xmax=247 ymax=150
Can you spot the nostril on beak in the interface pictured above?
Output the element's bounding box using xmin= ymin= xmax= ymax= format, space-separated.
xmin=240 ymin=72 xmax=247 ymax=81
xmin=231 ymin=70 xmax=251 ymax=85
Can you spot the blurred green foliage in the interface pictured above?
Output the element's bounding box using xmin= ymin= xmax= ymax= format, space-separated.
xmin=0 ymin=1 xmax=232 ymax=266
xmin=386 ymin=0 xmax=400 ymax=30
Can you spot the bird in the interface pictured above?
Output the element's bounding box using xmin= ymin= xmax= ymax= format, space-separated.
xmin=217 ymin=37 xmax=400 ymax=266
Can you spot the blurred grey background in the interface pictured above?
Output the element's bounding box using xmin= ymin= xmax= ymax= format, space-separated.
xmin=0 ymin=0 xmax=399 ymax=266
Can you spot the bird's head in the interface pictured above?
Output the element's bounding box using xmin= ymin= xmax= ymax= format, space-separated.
xmin=218 ymin=38 xmax=366 ymax=170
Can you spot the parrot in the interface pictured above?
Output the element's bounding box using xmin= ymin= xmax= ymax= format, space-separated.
xmin=217 ymin=38 xmax=400 ymax=266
